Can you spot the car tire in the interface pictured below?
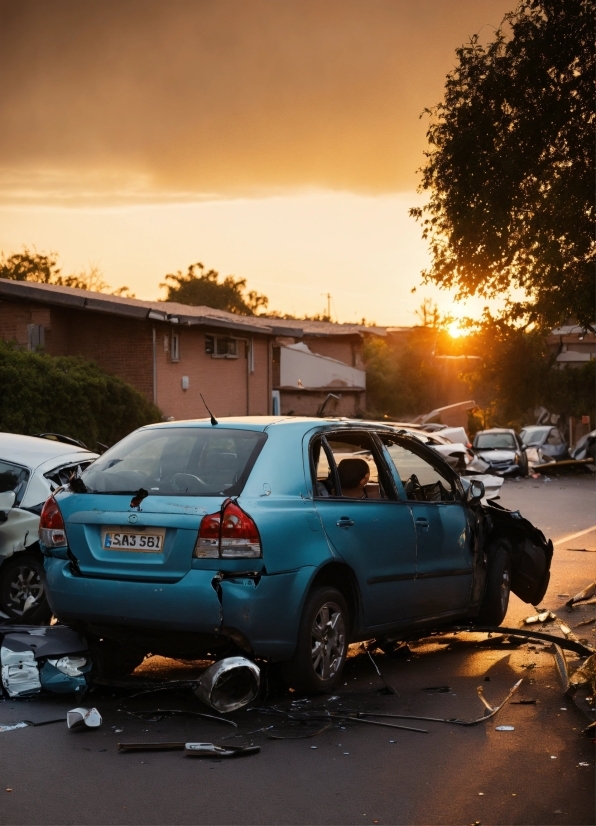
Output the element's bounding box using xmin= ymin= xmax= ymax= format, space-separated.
xmin=0 ymin=551 xmax=52 ymax=624
xmin=281 ymin=586 xmax=349 ymax=693
xmin=476 ymin=541 xmax=512 ymax=625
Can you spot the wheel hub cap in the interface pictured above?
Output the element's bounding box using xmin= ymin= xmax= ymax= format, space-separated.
xmin=311 ymin=601 xmax=346 ymax=682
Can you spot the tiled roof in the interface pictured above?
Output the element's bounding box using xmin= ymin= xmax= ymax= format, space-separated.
xmin=0 ymin=278 xmax=386 ymax=339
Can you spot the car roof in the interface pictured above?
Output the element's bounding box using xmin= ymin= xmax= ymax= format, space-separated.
xmin=140 ymin=416 xmax=408 ymax=434
xmin=0 ymin=432 xmax=93 ymax=467
xmin=521 ymin=425 xmax=551 ymax=431
xmin=477 ymin=428 xmax=516 ymax=434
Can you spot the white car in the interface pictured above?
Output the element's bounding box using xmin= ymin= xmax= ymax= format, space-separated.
xmin=0 ymin=434 xmax=98 ymax=622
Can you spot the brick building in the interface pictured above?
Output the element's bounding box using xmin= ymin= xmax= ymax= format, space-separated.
xmin=0 ymin=279 xmax=385 ymax=419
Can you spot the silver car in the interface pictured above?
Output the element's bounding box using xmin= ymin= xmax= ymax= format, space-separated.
xmin=472 ymin=428 xmax=529 ymax=477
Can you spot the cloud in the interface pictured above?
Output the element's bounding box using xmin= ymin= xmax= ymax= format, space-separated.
xmin=0 ymin=0 xmax=515 ymax=202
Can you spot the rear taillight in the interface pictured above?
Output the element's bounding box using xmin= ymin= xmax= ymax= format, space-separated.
xmin=39 ymin=496 xmax=67 ymax=547
xmin=194 ymin=500 xmax=261 ymax=559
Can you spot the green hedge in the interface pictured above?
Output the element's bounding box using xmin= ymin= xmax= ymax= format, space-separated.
xmin=0 ymin=342 xmax=161 ymax=449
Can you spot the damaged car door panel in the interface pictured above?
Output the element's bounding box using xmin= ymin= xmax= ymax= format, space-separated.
xmin=39 ymin=418 xmax=553 ymax=691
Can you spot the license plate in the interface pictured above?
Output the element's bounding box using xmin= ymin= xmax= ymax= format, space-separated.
xmin=101 ymin=528 xmax=165 ymax=553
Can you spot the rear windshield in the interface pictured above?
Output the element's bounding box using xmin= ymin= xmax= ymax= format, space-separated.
xmin=475 ymin=432 xmax=517 ymax=450
xmin=81 ymin=428 xmax=266 ymax=496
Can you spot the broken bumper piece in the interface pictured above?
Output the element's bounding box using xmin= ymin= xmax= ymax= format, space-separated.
xmin=194 ymin=656 xmax=260 ymax=713
xmin=0 ymin=626 xmax=90 ymax=698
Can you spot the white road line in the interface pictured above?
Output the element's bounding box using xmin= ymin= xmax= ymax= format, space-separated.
xmin=553 ymin=525 xmax=596 ymax=546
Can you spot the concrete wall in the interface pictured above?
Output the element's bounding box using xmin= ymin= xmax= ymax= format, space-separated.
xmin=279 ymin=343 xmax=365 ymax=390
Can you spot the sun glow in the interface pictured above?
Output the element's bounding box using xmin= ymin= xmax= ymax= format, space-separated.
xmin=448 ymin=320 xmax=467 ymax=338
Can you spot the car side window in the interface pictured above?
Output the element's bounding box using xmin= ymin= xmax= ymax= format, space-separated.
xmin=311 ymin=432 xmax=393 ymax=500
xmin=0 ymin=460 xmax=31 ymax=506
xmin=380 ymin=437 xmax=456 ymax=503
xmin=547 ymin=429 xmax=562 ymax=445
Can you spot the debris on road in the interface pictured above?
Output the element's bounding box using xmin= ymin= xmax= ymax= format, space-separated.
xmin=0 ymin=625 xmax=90 ymax=698
xmin=566 ymin=581 xmax=596 ymax=608
xmin=67 ymin=707 xmax=102 ymax=730
xmin=194 ymin=656 xmax=260 ymax=713
xmin=117 ymin=740 xmax=260 ymax=757
xmin=524 ymin=611 xmax=556 ymax=624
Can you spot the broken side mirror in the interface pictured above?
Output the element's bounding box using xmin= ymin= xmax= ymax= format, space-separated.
xmin=466 ymin=479 xmax=485 ymax=504
xmin=0 ymin=490 xmax=16 ymax=522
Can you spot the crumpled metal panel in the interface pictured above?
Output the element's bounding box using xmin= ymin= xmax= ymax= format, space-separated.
xmin=194 ymin=656 xmax=260 ymax=713
xmin=1 ymin=646 xmax=41 ymax=697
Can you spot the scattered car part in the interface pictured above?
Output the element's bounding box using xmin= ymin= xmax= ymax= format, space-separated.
xmin=566 ymin=581 xmax=596 ymax=607
xmin=346 ymin=716 xmax=427 ymax=734
xmin=551 ymin=644 xmax=570 ymax=693
xmin=66 ymin=707 xmax=102 ymax=730
xmin=185 ymin=742 xmax=260 ymax=757
xmin=352 ymin=678 xmax=522 ymax=727
xmin=122 ymin=709 xmax=237 ymax=727
xmin=194 ymin=656 xmax=260 ymax=713
xmin=524 ymin=611 xmax=556 ymax=624
xmin=0 ymin=625 xmax=90 ymax=697
xmin=366 ymin=651 xmax=397 ymax=694
xmin=453 ymin=626 xmax=593 ymax=657
xmin=117 ymin=741 xmax=260 ymax=757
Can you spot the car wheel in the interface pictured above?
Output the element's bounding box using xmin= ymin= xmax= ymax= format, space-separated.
xmin=0 ymin=551 xmax=52 ymax=623
xmin=281 ymin=586 xmax=349 ymax=693
xmin=476 ymin=541 xmax=512 ymax=625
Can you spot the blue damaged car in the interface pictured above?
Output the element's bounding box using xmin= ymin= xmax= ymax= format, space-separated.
xmin=40 ymin=417 xmax=553 ymax=691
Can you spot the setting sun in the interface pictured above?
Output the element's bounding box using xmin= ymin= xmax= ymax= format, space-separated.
xmin=447 ymin=319 xmax=467 ymax=338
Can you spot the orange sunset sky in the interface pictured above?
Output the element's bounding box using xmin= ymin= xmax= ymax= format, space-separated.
xmin=0 ymin=0 xmax=517 ymax=325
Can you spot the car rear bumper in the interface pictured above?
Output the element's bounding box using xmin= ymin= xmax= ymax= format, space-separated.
xmin=44 ymin=558 xmax=313 ymax=660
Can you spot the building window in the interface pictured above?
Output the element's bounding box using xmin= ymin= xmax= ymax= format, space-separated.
xmin=205 ymin=335 xmax=238 ymax=358
xmin=171 ymin=333 xmax=180 ymax=362
xmin=27 ymin=324 xmax=45 ymax=351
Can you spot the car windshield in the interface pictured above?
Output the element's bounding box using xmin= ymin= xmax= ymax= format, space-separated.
xmin=475 ymin=433 xmax=517 ymax=450
xmin=520 ymin=427 xmax=551 ymax=446
xmin=81 ymin=427 xmax=266 ymax=496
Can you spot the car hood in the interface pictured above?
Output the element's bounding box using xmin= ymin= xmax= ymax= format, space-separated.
xmin=475 ymin=449 xmax=517 ymax=463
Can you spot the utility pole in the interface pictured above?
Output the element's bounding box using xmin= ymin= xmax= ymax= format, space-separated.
xmin=321 ymin=293 xmax=332 ymax=320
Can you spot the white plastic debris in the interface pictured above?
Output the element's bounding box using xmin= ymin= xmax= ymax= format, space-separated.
xmin=1 ymin=646 xmax=41 ymax=698
xmin=495 ymin=725 xmax=515 ymax=731
xmin=67 ymin=707 xmax=102 ymax=730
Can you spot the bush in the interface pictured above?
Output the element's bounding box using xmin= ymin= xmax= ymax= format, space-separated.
xmin=0 ymin=342 xmax=161 ymax=449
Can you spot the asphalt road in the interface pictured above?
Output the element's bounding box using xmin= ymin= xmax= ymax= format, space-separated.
xmin=1 ymin=475 xmax=594 ymax=825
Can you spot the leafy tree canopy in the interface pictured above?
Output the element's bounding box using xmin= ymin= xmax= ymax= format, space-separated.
xmin=161 ymin=262 xmax=268 ymax=315
xmin=411 ymin=0 xmax=595 ymax=330
xmin=0 ymin=341 xmax=160 ymax=449
xmin=0 ymin=247 xmax=135 ymax=297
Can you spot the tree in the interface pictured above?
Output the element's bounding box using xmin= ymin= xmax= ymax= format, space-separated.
xmin=411 ymin=0 xmax=595 ymax=330
xmin=0 ymin=247 xmax=135 ymax=297
xmin=0 ymin=341 xmax=160 ymax=449
xmin=161 ymin=262 xmax=268 ymax=315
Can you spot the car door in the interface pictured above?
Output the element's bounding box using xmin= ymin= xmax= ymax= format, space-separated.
xmin=379 ymin=433 xmax=474 ymax=617
xmin=310 ymin=430 xmax=418 ymax=628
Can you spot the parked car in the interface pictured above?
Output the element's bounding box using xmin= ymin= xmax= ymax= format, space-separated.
xmin=520 ymin=425 xmax=569 ymax=465
xmin=41 ymin=417 xmax=552 ymax=691
xmin=472 ymin=428 xmax=529 ymax=477
xmin=0 ymin=433 xmax=98 ymax=622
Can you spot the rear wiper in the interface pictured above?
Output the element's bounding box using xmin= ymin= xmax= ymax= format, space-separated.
xmin=130 ymin=488 xmax=149 ymax=509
